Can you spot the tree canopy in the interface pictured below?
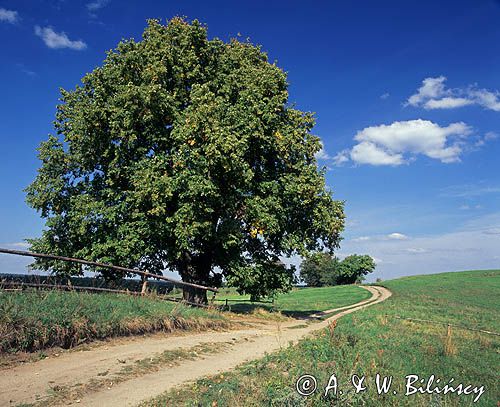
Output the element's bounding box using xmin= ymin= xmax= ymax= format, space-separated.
xmin=299 ymin=252 xmax=339 ymax=287
xmin=25 ymin=18 xmax=345 ymax=303
xmin=337 ymin=254 xmax=376 ymax=285
xmin=300 ymin=253 xmax=375 ymax=286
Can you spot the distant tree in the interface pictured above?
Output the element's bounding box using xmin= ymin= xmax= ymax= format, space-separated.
xmin=337 ymin=254 xmax=376 ymax=285
xmin=300 ymin=252 xmax=339 ymax=287
xmin=25 ymin=18 xmax=345 ymax=304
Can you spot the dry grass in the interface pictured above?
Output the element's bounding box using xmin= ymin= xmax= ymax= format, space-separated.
xmin=442 ymin=324 xmax=457 ymax=356
xmin=0 ymin=289 xmax=229 ymax=353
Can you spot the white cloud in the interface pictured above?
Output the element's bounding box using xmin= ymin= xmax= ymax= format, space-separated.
xmin=352 ymin=236 xmax=371 ymax=242
xmin=333 ymin=149 xmax=350 ymax=166
xmin=407 ymin=76 xmax=447 ymax=106
xmin=407 ymin=76 xmax=500 ymax=112
xmin=406 ymin=248 xmax=427 ymax=254
xmin=315 ymin=141 xmax=331 ymax=160
xmin=380 ymin=93 xmax=390 ymax=100
xmin=34 ymin=26 xmax=87 ymax=50
xmin=387 ymin=232 xmax=408 ymax=240
xmin=475 ymin=131 xmax=498 ymax=147
xmin=352 ymin=233 xmax=409 ymax=242
xmin=468 ymin=89 xmax=500 ymax=112
xmin=338 ymin=119 xmax=471 ymax=166
xmin=0 ymin=8 xmax=18 ymax=23
xmin=86 ymin=0 xmax=109 ymax=16
xmin=351 ymin=142 xmax=404 ymax=166
xmin=424 ymin=97 xmax=473 ymax=109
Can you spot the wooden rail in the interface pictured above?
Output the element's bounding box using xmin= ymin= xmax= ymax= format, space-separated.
xmin=0 ymin=281 xmax=220 ymax=309
xmin=213 ymin=298 xmax=275 ymax=306
xmin=0 ymin=280 xmax=145 ymax=296
xmin=0 ymin=248 xmax=218 ymax=293
xmin=392 ymin=315 xmax=500 ymax=337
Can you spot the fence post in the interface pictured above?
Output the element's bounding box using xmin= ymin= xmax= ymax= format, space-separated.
xmin=141 ymin=279 xmax=148 ymax=295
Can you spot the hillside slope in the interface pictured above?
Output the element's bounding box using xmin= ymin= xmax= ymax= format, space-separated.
xmin=148 ymin=270 xmax=499 ymax=406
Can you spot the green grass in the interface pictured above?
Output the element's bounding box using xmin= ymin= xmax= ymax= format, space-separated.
xmin=145 ymin=270 xmax=500 ymax=406
xmin=0 ymin=284 xmax=369 ymax=354
xmin=214 ymin=285 xmax=372 ymax=317
xmin=0 ymin=290 xmax=228 ymax=353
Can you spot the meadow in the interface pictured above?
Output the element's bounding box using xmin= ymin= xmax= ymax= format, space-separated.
xmin=213 ymin=285 xmax=372 ymax=316
xmin=146 ymin=270 xmax=500 ymax=406
xmin=0 ymin=284 xmax=370 ymax=354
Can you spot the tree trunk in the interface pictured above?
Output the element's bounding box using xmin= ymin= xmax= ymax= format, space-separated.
xmin=182 ymin=285 xmax=208 ymax=304
xmin=178 ymin=253 xmax=210 ymax=305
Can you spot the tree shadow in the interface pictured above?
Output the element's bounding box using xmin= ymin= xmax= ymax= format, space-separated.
xmin=220 ymin=302 xmax=326 ymax=319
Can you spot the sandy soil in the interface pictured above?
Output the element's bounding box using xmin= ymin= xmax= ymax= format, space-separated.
xmin=0 ymin=285 xmax=391 ymax=406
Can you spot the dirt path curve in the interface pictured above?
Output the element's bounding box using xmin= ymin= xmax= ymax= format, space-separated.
xmin=0 ymin=286 xmax=391 ymax=406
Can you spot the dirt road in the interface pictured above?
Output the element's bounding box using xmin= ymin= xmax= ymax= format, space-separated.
xmin=0 ymin=285 xmax=391 ymax=406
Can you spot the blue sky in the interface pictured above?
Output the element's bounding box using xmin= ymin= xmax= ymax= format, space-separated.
xmin=1 ymin=0 xmax=499 ymax=280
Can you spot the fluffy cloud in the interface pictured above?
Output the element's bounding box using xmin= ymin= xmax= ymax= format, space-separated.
xmin=407 ymin=76 xmax=500 ymax=112
xmin=338 ymin=119 xmax=471 ymax=166
xmin=35 ymin=26 xmax=87 ymax=50
xmin=0 ymin=8 xmax=18 ymax=23
xmin=350 ymin=142 xmax=404 ymax=166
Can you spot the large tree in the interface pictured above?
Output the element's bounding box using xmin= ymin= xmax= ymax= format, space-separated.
xmin=25 ymin=18 xmax=345 ymax=304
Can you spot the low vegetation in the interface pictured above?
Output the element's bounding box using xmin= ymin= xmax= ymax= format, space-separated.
xmin=146 ymin=270 xmax=500 ymax=406
xmin=0 ymin=284 xmax=371 ymax=354
xmin=215 ymin=285 xmax=372 ymax=316
xmin=0 ymin=290 xmax=228 ymax=353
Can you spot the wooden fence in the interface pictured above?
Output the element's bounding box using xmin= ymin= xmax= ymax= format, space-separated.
xmin=0 ymin=248 xmax=218 ymax=307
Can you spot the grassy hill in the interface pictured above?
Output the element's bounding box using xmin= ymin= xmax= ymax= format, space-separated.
xmin=147 ymin=270 xmax=500 ymax=406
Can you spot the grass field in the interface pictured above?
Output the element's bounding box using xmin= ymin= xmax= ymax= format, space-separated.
xmin=0 ymin=284 xmax=370 ymax=354
xmin=0 ymin=290 xmax=228 ymax=353
xmin=146 ymin=270 xmax=500 ymax=406
xmin=214 ymin=285 xmax=372 ymax=316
